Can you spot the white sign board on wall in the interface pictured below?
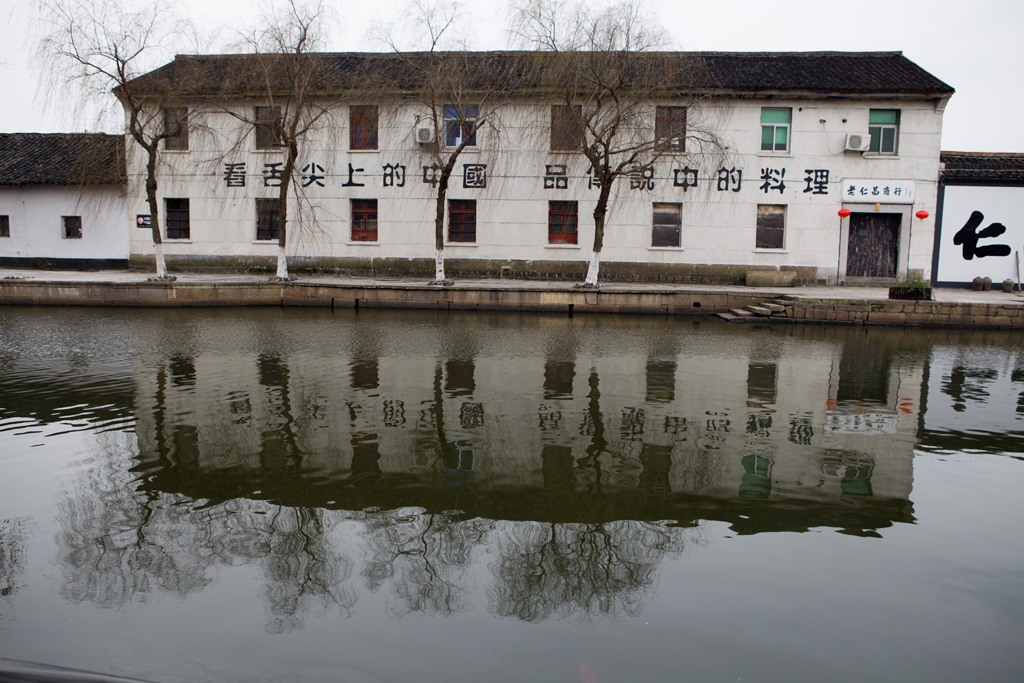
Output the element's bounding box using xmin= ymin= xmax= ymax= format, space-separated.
xmin=936 ymin=185 xmax=1024 ymax=284
xmin=842 ymin=178 xmax=916 ymax=203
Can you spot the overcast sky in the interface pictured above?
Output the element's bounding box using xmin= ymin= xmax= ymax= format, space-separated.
xmin=2 ymin=0 xmax=1022 ymax=152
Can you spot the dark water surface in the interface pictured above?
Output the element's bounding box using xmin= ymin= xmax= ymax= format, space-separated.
xmin=0 ymin=306 xmax=1022 ymax=683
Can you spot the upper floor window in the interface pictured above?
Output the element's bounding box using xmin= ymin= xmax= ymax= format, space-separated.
xmin=163 ymin=108 xmax=188 ymax=150
xmin=444 ymin=106 xmax=478 ymax=147
xmin=350 ymin=105 xmax=378 ymax=150
xmin=655 ymin=106 xmax=686 ymax=152
xmin=760 ymin=107 xmax=791 ymax=153
xmin=551 ymin=105 xmax=584 ymax=151
xmin=165 ymin=198 xmax=190 ymax=239
xmin=255 ymin=106 xmax=282 ymax=149
xmin=869 ymin=109 xmax=900 ymax=155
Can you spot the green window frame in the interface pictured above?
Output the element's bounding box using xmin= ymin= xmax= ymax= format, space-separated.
xmin=869 ymin=109 xmax=900 ymax=155
xmin=760 ymin=107 xmax=791 ymax=153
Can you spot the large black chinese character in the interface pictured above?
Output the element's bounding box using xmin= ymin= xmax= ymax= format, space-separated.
xmin=716 ymin=167 xmax=742 ymax=192
xmin=544 ymin=164 xmax=568 ymax=189
xmin=953 ymin=211 xmax=1012 ymax=260
xmin=223 ymin=162 xmax=246 ymax=187
xmin=463 ymin=163 xmax=487 ymax=188
xmin=342 ymin=163 xmax=365 ymax=187
xmin=673 ymin=166 xmax=698 ymax=192
xmin=262 ymin=162 xmax=283 ymax=187
xmin=759 ymin=168 xmax=785 ymax=194
xmin=422 ymin=163 xmax=441 ymax=187
xmin=629 ymin=166 xmax=655 ymax=191
xmin=586 ymin=166 xmax=601 ymax=189
xmin=802 ymin=169 xmax=829 ymax=195
xmin=382 ymin=163 xmax=406 ymax=187
xmin=301 ymin=163 xmax=325 ymax=188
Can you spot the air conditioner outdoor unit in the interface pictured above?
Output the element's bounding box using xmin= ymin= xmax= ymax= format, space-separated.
xmin=845 ymin=133 xmax=872 ymax=152
xmin=417 ymin=125 xmax=435 ymax=144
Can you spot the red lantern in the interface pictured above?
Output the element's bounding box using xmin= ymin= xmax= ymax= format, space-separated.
xmin=838 ymin=208 xmax=851 ymax=219
xmin=916 ymin=210 xmax=929 ymax=221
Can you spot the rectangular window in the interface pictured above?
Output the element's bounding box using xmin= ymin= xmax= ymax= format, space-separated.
xmin=756 ymin=205 xmax=785 ymax=249
xmin=350 ymin=105 xmax=378 ymax=150
xmin=163 ymin=108 xmax=188 ymax=150
xmin=256 ymin=198 xmax=280 ymax=241
xmin=652 ymin=203 xmax=681 ymax=247
xmin=444 ymin=106 xmax=478 ymax=147
xmin=448 ymin=200 xmax=476 ymax=243
xmin=255 ymin=106 xmax=282 ymax=149
xmin=655 ymin=106 xmax=686 ymax=152
xmin=869 ymin=109 xmax=900 ymax=155
xmin=760 ymin=107 xmax=791 ymax=153
xmin=351 ymin=199 xmax=378 ymax=241
xmin=548 ymin=201 xmax=578 ymax=244
xmin=0 ymin=215 xmax=8 ymax=238
xmin=63 ymin=216 xmax=82 ymax=239
xmin=551 ymin=105 xmax=584 ymax=151
xmin=165 ymin=198 xmax=190 ymax=239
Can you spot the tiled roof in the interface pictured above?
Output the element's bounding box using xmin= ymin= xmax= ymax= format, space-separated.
xmin=940 ymin=151 xmax=1024 ymax=182
xmin=0 ymin=133 xmax=125 ymax=187
xmin=125 ymin=51 xmax=953 ymax=99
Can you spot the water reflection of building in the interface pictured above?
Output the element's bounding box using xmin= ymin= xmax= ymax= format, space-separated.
xmin=128 ymin=314 xmax=927 ymax=534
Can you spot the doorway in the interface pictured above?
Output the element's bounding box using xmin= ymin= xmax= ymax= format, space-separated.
xmin=847 ymin=213 xmax=901 ymax=278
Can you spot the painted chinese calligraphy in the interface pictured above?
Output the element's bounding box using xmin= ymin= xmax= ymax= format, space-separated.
xmin=422 ymin=164 xmax=441 ymax=187
xmin=382 ymin=163 xmax=406 ymax=187
xmin=759 ymin=168 xmax=785 ymax=194
xmin=673 ymin=167 xmax=697 ymax=192
xmin=301 ymin=163 xmax=325 ymax=188
xmin=953 ymin=210 xmax=1013 ymax=260
xmin=223 ymin=162 xmax=245 ymax=187
xmin=629 ymin=167 xmax=654 ymax=191
xmin=342 ymin=163 xmax=365 ymax=187
xmin=802 ymin=169 xmax=829 ymax=195
xmin=717 ymin=167 xmax=742 ymax=192
xmin=463 ymin=164 xmax=487 ymax=189
xmin=263 ymin=162 xmax=283 ymax=187
xmin=544 ymin=165 xmax=568 ymax=189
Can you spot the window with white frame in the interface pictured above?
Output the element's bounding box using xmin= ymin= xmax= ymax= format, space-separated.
xmin=444 ymin=106 xmax=478 ymax=147
xmin=760 ymin=107 xmax=791 ymax=153
xmin=868 ymin=109 xmax=900 ymax=155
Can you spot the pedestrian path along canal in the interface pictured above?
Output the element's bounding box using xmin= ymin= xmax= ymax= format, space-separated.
xmin=0 ymin=306 xmax=1021 ymax=683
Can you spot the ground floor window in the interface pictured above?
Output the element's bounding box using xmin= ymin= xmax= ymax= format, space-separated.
xmin=756 ymin=205 xmax=785 ymax=249
xmin=652 ymin=203 xmax=681 ymax=247
xmin=165 ymin=198 xmax=190 ymax=239
xmin=0 ymin=215 xmax=8 ymax=238
xmin=448 ymin=200 xmax=476 ymax=243
xmin=256 ymin=199 xmax=280 ymax=241
xmin=63 ymin=216 xmax=82 ymax=239
xmin=351 ymin=199 xmax=378 ymax=241
xmin=548 ymin=201 xmax=578 ymax=244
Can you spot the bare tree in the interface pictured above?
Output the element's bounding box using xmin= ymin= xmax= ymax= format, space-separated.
xmin=512 ymin=0 xmax=722 ymax=286
xmin=34 ymin=0 xmax=194 ymax=279
xmin=216 ymin=0 xmax=343 ymax=280
xmin=375 ymin=0 xmax=522 ymax=283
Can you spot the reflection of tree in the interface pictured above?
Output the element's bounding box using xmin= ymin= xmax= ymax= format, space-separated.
xmin=943 ymin=366 xmax=998 ymax=412
xmin=488 ymin=520 xmax=691 ymax=623
xmin=361 ymin=509 xmax=487 ymax=618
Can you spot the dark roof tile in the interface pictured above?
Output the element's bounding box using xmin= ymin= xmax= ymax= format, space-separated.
xmin=0 ymin=133 xmax=125 ymax=186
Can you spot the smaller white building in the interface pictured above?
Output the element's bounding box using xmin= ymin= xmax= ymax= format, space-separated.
xmin=0 ymin=133 xmax=128 ymax=270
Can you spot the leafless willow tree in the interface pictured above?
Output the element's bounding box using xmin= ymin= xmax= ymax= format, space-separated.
xmin=375 ymin=0 xmax=523 ymax=283
xmin=34 ymin=0 xmax=197 ymax=279
xmin=512 ymin=0 xmax=723 ymax=286
xmin=218 ymin=0 xmax=344 ymax=280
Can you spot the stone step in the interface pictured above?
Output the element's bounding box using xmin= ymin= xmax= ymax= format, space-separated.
xmin=763 ymin=303 xmax=787 ymax=313
xmin=771 ymin=299 xmax=794 ymax=307
xmin=744 ymin=305 xmax=773 ymax=316
xmin=717 ymin=312 xmax=746 ymax=323
xmin=729 ymin=308 xmax=754 ymax=317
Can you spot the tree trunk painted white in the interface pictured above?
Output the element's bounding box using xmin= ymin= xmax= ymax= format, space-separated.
xmin=584 ymin=251 xmax=601 ymax=286
xmin=154 ymin=242 xmax=167 ymax=279
xmin=276 ymin=245 xmax=289 ymax=279
xmin=435 ymin=249 xmax=446 ymax=281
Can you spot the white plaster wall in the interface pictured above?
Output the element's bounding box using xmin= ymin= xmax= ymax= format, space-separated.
xmin=0 ymin=185 xmax=128 ymax=261
xmin=129 ymin=95 xmax=944 ymax=281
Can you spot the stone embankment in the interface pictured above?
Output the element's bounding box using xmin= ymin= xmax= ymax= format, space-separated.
xmin=0 ymin=270 xmax=1021 ymax=329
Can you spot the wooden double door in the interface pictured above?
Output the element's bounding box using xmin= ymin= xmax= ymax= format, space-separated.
xmin=847 ymin=212 xmax=901 ymax=278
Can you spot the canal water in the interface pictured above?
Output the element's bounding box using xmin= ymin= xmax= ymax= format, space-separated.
xmin=0 ymin=306 xmax=1021 ymax=683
